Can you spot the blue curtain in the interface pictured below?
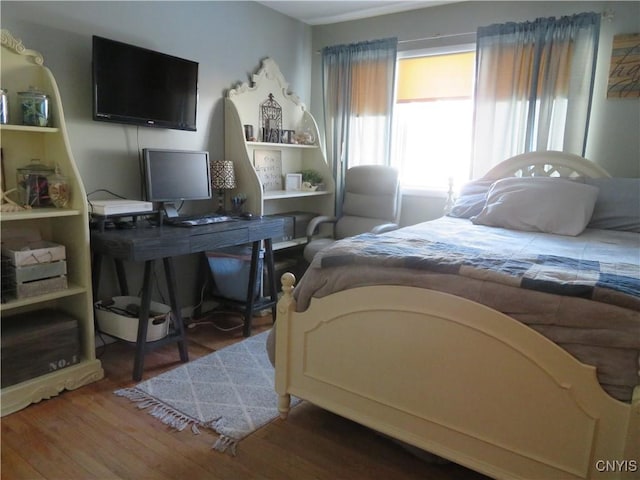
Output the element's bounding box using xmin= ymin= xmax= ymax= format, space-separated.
xmin=472 ymin=13 xmax=600 ymax=177
xmin=322 ymin=38 xmax=397 ymax=215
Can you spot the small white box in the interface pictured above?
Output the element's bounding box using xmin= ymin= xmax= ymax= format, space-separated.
xmin=95 ymin=296 xmax=170 ymax=342
xmin=89 ymin=199 xmax=153 ymax=215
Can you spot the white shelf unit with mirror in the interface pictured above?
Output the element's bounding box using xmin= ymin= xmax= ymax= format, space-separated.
xmin=225 ymin=58 xmax=335 ymax=250
xmin=0 ymin=30 xmax=104 ymax=416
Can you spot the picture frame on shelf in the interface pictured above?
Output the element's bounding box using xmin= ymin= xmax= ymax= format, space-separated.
xmin=285 ymin=173 xmax=302 ymax=191
xmin=254 ymin=150 xmax=282 ymax=191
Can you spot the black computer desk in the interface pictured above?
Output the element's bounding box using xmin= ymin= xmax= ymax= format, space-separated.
xmin=90 ymin=216 xmax=284 ymax=381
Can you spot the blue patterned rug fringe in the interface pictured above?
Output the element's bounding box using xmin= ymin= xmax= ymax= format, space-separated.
xmin=114 ymin=388 xmax=231 ymax=448
xmin=113 ymin=331 xmax=288 ymax=455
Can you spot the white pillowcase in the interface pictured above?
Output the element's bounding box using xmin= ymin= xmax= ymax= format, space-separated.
xmin=471 ymin=177 xmax=599 ymax=236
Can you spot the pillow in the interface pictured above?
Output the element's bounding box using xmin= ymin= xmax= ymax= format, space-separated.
xmin=447 ymin=179 xmax=494 ymax=218
xmin=583 ymin=178 xmax=640 ymax=232
xmin=471 ymin=177 xmax=599 ymax=236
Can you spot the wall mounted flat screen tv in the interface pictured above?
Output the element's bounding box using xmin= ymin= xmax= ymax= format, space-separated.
xmin=92 ymin=36 xmax=199 ymax=131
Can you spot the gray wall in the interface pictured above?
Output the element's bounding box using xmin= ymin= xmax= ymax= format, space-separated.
xmin=2 ymin=1 xmax=312 ymax=201
xmin=1 ymin=1 xmax=312 ymax=306
xmin=311 ymin=1 xmax=640 ymax=182
xmin=2 ymin=1 xmax=638 ymax=307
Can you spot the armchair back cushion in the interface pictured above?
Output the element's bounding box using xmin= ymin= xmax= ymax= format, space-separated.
xmin=335 ymin=165 xmax=400 ymax=239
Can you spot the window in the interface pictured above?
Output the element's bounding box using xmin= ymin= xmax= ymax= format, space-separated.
xmin=391 ymin=48 xmax=475 ymax=191
xmin=344 ymin=57 xmax=397 ymax=169
xmin=347 ymin=115 xmax=390 ymax=168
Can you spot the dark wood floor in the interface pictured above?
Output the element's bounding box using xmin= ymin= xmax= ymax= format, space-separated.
xmin=1 ymin=313 xmax=489 ymax=480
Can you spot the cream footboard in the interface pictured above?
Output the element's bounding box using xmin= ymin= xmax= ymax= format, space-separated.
xmin=274 ymin=274 xmax=639 ymax=480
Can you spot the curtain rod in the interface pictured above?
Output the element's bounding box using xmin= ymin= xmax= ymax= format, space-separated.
xmin=315 ymin=31 xmax=474 ymax=53
xmin=399 ymin=31 xmax=476 ymax=44
xmin=397 ymin=9 xmax=613 ymax=45
xmin=316 ymin=10 xmax=614 ymax=53
xmin=399 ymin=9 xmax=614 ymax=44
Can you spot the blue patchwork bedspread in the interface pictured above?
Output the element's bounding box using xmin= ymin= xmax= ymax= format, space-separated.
xmin=315 ymin=219 xmax=640 ymax=311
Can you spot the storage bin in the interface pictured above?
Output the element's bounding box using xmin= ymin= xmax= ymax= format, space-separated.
xmin=206 ymin=245 xmax=263 ymax=302
xmin=283 ymin=211 xmax=317 ymax=239
xmin=95 ymin=296 xmax=170 ymax=342
xmin=267 ymin=211 xmax=317 ymax=242
xmin=1 ymin=309 xmax=80 ymax=388
xmin=265 ymin=214 xmax=294 ymax=243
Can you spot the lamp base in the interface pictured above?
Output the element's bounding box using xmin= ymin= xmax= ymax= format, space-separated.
xmin=216 ymin=190 xmax=226 ymax=214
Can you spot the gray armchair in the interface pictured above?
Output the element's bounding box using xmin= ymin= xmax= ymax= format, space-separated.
xmin=303 ymin=165 xmax=401 ymax=263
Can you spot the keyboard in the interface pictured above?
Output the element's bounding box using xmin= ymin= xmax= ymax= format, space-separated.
xmin=165 ymin=214 xmax=233 ymax=227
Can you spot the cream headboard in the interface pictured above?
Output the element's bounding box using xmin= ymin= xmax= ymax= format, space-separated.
xmin=482 ymin=151 xmax=611 ymax=180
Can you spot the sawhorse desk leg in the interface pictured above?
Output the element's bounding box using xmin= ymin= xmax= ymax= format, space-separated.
xmin=132 ymin=257 xmax=189 ymax=381
xmin=91 ymin=254 xmax=128 ymax=299
xmin=132 ymin=260 xmax=154 ymax=381
xmin=264 ymin=238 xmax=277 ymax=320
xmin=93 ymin=253 xmax=189 ymax=382
xmin=162 ymin=257 xmax=189 ymax=364
xmin=242 ymin=239 xmax=278 ymax=337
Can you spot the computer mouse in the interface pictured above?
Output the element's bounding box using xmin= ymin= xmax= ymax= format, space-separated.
xmin=241 ymin=212 xmax=253 ymax=220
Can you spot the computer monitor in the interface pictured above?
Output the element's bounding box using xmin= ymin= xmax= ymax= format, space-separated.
xmin=142 ymin=148 xmax=211 ymax=218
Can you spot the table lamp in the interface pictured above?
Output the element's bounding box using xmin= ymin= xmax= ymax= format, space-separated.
xmin=210 ymin=160 xmax=236 ymax=213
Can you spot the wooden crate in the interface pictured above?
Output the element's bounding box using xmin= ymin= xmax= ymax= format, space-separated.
xmin=1 ymin=240 xmax=66 ymax=267
xmin=9 ymin=260 xmax=67 ymax=283
xmin=10 ymin=276 xmax=68 ymax=299
xmin=1 ymin=309 xmax=80 ymax=388
xmin=4 ymin=257 xmax=68 ymax=300
xmin=1 ymin=256 xmax=11 ymax=303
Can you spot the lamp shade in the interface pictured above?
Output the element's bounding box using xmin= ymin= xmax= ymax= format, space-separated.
xmin=210 ymin=160 xmax=236 ymax=190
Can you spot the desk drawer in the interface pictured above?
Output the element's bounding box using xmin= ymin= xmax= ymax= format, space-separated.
xmin=190 ymin=228 xmax=249 ymax=251
xmin=132 ymin=237 xmax=191 ymax=261
xmin=248 ymin=218 xmax=284 ymax=242
xmin=91 ymin=235 xmax=191 ymax=261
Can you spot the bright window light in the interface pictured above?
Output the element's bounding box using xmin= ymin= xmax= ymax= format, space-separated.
xmin=391 ymin=49 xmax=475 ymax=191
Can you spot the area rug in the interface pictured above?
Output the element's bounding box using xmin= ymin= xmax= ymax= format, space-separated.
xmin=114 ymin=330 xmax=298 ymax=454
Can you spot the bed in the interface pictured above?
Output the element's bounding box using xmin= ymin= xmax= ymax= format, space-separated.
xmin=270 ymin=151 xmax=640 ymax=480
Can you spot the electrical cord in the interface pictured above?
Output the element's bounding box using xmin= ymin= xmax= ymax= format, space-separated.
xmin=187 ymin=311 xmax=245 ymax=332
xmin=184 ymin=279 xmax=245 ymax=332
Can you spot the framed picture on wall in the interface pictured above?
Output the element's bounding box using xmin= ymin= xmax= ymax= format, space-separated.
xmin=285 ymin=173 xmax=302 ymax=191
xmin=607 ymin=33 xmax=640 ymax=98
